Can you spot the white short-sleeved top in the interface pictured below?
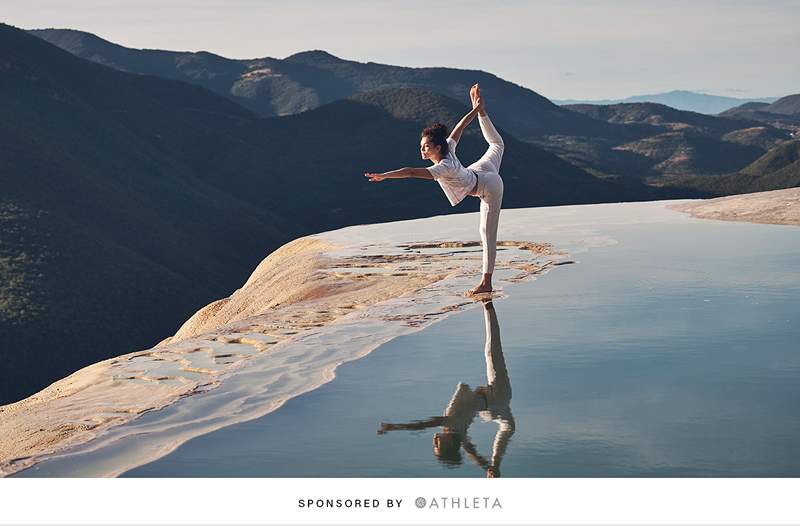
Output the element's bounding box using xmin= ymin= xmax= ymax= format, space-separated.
xmin=427 ymin=138 xmax=477 ymax=206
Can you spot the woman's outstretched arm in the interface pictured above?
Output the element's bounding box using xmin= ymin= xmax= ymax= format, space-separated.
xmin=365 ymin=167 xmax=432 ymax=182
xmin=377 ymin=416 xmax=447 ymax=434
xmin=448 ymin=106 xmax=480 ymax=144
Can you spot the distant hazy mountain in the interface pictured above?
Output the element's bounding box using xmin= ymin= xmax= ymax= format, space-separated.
xmin=554 ymin=90 xmax=778 ymax=115
xmin=29 ymin=28 xmax=637 ymax=143
xmin=565 ymin=102 xmax=762 ymax=136
xmin=4 ymin=23 xmax=654 ymax=404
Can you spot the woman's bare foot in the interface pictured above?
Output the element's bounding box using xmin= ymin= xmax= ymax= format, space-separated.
xmin=467 ymin=283 xmax=492 ymax=295
xmin=470 ymin=83 xmax=487 ymax=116
xmin=466 ymin=274 xmax=493 ymax=296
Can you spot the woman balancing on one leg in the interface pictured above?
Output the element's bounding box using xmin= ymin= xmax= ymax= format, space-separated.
xmin=365 ymin=83 xmax=505 ymax=296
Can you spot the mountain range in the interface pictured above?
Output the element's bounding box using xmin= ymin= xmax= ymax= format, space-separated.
xmin=553 ymin=90 xmax=779 ymax=115
xmin=718 ymin=95 xmax=800 ymax=135
xmin=561 ymin=102 xmax=792 ymax=179
xmin=29 ymin=28 xmax=798 ymax=183
xmin=664 ymin=140 xmax=800 ymax=195
xmin=29 ymin=28 xmax=631 ymax=142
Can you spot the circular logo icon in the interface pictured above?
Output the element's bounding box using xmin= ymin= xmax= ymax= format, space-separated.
xmin=415 ymin=497 xmax=427 ymax=509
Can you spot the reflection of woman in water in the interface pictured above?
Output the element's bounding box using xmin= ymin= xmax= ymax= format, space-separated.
xmin=378 ymin=301 xmax=514 ymax=477
xmin=365 ymin=84 xmax=505 ymax=296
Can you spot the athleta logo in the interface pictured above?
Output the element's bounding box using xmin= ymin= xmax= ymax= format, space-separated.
xmin=416 ymin=496 xmax=502 ymax=510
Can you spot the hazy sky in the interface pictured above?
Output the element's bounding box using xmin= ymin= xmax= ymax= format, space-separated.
xmin=4 ymin=0 xmax=798 ymax=99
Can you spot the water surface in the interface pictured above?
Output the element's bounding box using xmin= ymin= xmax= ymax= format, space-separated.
xmin=125 ymin=219 xmax=800 ymax=477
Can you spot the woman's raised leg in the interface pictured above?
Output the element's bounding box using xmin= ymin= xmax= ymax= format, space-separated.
xmin=469 ymin=85 xmax=505 ymax=174
xmin=467 ymin=115 xmax=505 ymax=177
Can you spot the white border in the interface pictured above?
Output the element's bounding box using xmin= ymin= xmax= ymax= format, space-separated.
xmin=2 ymin=478 xmax=799 ymax=524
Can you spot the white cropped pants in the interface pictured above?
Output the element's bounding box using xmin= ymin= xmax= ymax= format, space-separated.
xmin=467 ymin=115 xmax=504 ymax=274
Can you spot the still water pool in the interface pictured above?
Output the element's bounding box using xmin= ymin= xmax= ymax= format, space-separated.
xmin=126 ymin=219 xmax=800 ymax=477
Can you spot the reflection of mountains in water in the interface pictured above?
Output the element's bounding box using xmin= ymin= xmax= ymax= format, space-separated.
xmin=379 ymin=301 xmax=514 ymax=478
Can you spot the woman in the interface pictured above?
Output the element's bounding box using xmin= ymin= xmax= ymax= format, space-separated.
xmin=365 ymin=83 xmax=504 ymax=296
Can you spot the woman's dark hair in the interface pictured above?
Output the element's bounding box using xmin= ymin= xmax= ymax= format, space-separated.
xmin=421 ymin=123 xmax=449 ymax=156
xmin=433 ymin=432 xmax=463 ymax=465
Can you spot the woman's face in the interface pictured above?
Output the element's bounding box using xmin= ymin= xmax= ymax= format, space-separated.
xmin=420 ymin=136 xmax=441 ymax=161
